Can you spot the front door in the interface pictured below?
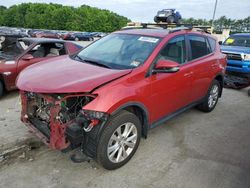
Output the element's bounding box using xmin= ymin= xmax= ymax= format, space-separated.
xmin=148 ymin=35 xmax=194 ymax=123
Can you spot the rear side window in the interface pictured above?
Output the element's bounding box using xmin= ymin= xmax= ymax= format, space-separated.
xmin=188 ymin=35 xmax=211 ymax=60
xmin=208 ymin=37 xmax=216 ymax=52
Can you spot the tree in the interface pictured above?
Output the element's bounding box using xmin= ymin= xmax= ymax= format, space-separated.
xmin=0 ymin=3 xmax=130 ymax=32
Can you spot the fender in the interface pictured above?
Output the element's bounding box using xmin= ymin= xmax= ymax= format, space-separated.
xmin=111 ymin=101 xmax=150 ymax=138
xmin=213 ymin=72 xmax=224 ymax=97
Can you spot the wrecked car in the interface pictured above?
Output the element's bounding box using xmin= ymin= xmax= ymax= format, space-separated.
xmin=154 ymin=9 xmax=182 ymax=24
xmin=17 ymin=29 xmax=226 ymax=170
xmin=0 ymin=38 xmax=82 ymax=97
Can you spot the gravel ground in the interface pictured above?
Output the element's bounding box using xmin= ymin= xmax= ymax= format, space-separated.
xmin=0 ymin=87 xmax=250 ymax=188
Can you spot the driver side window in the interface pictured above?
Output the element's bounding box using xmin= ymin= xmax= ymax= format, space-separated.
xmin=28 ymin=43 xmax=66 ymax=58
xmin=157 ymin=36 xmax=186 ymax=64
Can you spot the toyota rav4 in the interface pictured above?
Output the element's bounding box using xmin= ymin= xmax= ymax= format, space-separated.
xmin=17 ymin=29 xmax=226 ymax=170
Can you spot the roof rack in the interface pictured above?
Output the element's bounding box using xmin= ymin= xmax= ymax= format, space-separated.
xmin=128 ymin=22 xmax=211 ymax=34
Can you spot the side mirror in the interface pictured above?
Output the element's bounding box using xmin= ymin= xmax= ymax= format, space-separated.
xmin=218 ymin=41 xmax=223 ymax=45
xmin=153 ymin=59 xmax=180 ymax=74
xmin=22 ymin=54 xmax=34 ymax=61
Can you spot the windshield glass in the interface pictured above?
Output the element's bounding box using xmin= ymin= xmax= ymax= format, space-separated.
xmin=223 ymin=35 xmax=250 ymax=47
xmin=76 ymin=33 xmax=161 ymax=69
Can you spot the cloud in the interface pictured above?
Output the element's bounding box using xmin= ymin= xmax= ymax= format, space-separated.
xmin=1 ymin=0 xmax=249 ymax=22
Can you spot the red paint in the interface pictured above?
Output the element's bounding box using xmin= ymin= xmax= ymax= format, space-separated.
xmin=18 ymin=29 xmax=226 ymax=150
xmin=0 ymin=39 xmax=81 ymax=91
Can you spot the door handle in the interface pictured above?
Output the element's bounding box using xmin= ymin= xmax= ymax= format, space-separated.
xmin=184 ymin=71 xmax=193 ymax=77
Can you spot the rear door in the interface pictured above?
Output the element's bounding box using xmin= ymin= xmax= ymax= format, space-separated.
xmin=186 ymin=34 xmax=215 ymax=102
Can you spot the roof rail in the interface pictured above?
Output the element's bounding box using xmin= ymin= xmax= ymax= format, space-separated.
xmin=129 ymin=22 xmax=212 ymax=33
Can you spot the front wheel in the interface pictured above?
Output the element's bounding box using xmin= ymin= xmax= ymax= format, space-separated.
xmin=154 ymin=16 xmax=160 ymax=23
xmin=197 ymin=80 xmax=221 ymax=112
xmin=97 ymin=110 xmax=141 ymax=170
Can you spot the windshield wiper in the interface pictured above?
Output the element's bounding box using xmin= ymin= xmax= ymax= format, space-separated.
xmin=82 ymin=59 xmax=111 ymax=69
xmin=74 ymin=55 xmax=111 ymax=69
xmin=74 ymin=54 xmax=85 ymax=62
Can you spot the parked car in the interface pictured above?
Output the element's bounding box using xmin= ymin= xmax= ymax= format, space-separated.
xmin=90 ymin=32 xmax=107 ymax=38
xmin=0 ymin=38 xmax=82 ymax=97
xmin=27 ymin=29 xmax=44 ymax=37
xmin=154 ymin=9 xmax=182 ymax=24
xmin=220 ymin=33 xmax=250 ymax=74
xmin=57 ymin=31 xmax=71 ymax=40
xmin=35 ymin=30 xmax=60 ymax=39
xmin=17 ymin=29 xmax=226 ymax=170
xmin=71 ymin=32 xmax=94 ymax=41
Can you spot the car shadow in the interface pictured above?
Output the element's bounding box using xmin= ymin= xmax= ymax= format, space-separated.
xmin=0 ymin=90 xmax=19 ymax=101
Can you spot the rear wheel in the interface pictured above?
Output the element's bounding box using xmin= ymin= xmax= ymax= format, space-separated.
xmin=197 ymin=80 xmax=221 ymax=112
xmin=97 ymin=110 xmax=141 ymax=170
xmin=0 ymin=81 xmax=4 ymax=98
xmin=167 ymin=15 xmax=175 ymax=23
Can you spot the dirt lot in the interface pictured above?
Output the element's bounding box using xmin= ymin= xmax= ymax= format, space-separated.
xmin=0 ymin=87 xmax=250 ymax=188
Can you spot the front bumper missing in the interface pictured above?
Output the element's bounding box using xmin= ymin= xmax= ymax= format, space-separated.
xmin=20 ymin=91 xmax=70 ymax=150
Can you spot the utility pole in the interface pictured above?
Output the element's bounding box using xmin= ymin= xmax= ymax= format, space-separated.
xmin=211 ymin=0 xmax=218 ymax=33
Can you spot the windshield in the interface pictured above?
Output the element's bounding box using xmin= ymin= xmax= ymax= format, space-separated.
xmin=223 ymin=35 xmax=250 ymax=47
xmin=76 ymin=33 xmax=161 ymax=69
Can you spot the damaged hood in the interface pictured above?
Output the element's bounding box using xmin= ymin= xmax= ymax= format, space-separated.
xmin=17 ymin=55 xmax=132 ymax=93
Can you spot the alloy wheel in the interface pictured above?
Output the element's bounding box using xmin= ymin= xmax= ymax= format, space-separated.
xmin=107 ymin=122 xmax=138 ymax=163
xmin=208 ymin=84 xmax=219 ymax=108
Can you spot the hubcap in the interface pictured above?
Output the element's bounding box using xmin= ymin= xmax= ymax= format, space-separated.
xmin=208 ymin=84 xmax=219 ymax=108
xmin=107 ymin=122 xmax=138 ymax=163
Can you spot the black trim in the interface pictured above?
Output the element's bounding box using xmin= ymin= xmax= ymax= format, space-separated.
xmin=186 ymin=34 xmax=214 ymax=61
xmin=214 ymin=73 xmax=224 ymax=97
xmin=111 ymin=102 xmax=150 ymax=138
xmin=150 ymin=98 xmax=204 ymax=129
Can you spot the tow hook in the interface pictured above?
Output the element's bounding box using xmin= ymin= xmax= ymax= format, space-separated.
xmin=83 ymin=119 xmax=99 ymax=132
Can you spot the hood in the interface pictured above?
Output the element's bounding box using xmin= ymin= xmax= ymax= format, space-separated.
xmin=17 ymin=56 xmax=132 ymax=93
xmin=221 ymin=45 xmax=250 ymax=54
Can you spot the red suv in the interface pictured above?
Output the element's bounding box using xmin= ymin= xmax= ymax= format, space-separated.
xmin=17 ymin=29 xmax=226 ymax=170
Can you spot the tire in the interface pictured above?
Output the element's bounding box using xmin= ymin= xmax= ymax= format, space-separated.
xmin=197 ymin=80 xmax=221 ymax=112
xmin=97 ymin=110 xmax=141 ymax=170
xmin=167 ymin=15 xmax=175 ymax=23
xmin=154 ymin=16 xmax=160 ymax=23
xmin=0 ymin=81 xmax=4 ymax=98
xmin=75 ymin=37 xmax=79 ymax=41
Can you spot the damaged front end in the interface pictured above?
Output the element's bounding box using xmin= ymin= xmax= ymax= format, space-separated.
xmin=20 ymin=91 xmax=108 ymax=156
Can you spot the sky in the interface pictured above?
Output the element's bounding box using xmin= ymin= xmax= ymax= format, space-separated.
xmin=1 ymin=0 xmax=250 ymax=22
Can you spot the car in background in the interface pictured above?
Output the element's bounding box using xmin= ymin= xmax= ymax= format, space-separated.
xmin=17 ymin=28 xmax=226 ymax=170
xmin=154 ymin=9 xmax=182 ymax=24
xmin=90 ymin=32 xmax=107 ymax=38
xmin=35 ymin=30 xmax=60 ymax=39
xmin=71 ymin=32 xmax=94 ymax=41
xmin=221 ymin=33 xmax=250 ymax=74
xmin=0 ymin=38 xmax=82 ymax=97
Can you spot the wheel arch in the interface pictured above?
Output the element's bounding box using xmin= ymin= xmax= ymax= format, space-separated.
xmin=111 ymin=102 xmax=150 ymax=139
xmin=214 ymin=73 xmax=224 ymax=97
